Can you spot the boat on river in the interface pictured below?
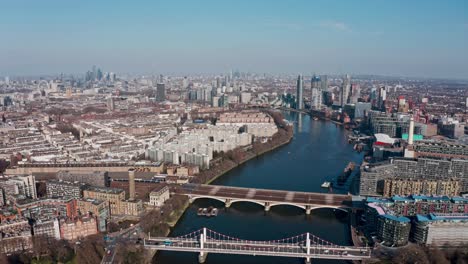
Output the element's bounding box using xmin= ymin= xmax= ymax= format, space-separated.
xmin=337 ymin=162 xmax=355 ymax=185
xmin=321 ymin=181 xmax=331 ymax=188
xmin=197 ymin=206 xmax=218 ymax=217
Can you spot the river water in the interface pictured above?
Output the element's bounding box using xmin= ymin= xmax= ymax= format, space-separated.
xmin=156 ymin=112 xmax=364 ymax=264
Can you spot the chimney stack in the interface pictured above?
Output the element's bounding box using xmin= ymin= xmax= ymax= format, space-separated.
xmin=408 ymin=115 xmax=415 ymax=145
xmin=128 ymin=168 xmax=135 ymax=201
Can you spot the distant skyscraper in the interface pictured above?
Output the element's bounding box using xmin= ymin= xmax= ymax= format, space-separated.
xmin=182 ymin=77 xmax=189 ymax=89
xmin=340 ymin=74 xmax=351 ymax=107
xmin=296 ymin=74 xmax=304 ymax=110
xmin=110 ymin=72 xmax=116 ymax=82
xmin=107 ymin=97 xmax=115 ymax=111
xmin=311 ymin=74 xmax=322 ymax=109
xmin=378 ymin=86 xmax=387 ymax=111
xmin=156 ymin=83 xmax=166 ymax=102
xmin=4 ymin=76 xmax=9 ymax=85
xmin=96 ymin=68 xmax=103 ymax=81
xmin=92 ymin=65 xmax=97 ymax=80
xmin=320 ymin=75 xmax=328 ymax=91
xmin=156 ymin=74 xmax=166 ymax=102
xmin=350 ymin=84 xmax=361 ymax=104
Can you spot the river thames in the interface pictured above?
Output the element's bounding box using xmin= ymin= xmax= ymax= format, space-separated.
xmin=156 ymin=112 xmax=364 ymax=264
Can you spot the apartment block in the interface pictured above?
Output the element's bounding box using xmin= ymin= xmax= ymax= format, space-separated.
xmin=59 ymin=216 xmax=98 ymax=240
xmin=383 ymin=178 xmax=460 ymax=197
xmin=413 ymin=214 xmax=468 ymax=246
xmin=46 ymin=180 xmax=87 ymax=199
xmin=33 ymin=218 xmax=60 ymax=239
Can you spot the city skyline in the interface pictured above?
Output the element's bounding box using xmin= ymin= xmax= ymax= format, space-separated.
xmin=1 ymin=0 xmax=467 ymax=79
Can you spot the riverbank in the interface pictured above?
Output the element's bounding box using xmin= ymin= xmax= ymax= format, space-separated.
xmin=165 ymin=128 xmax=293 ymax=227
xmin=205 ymin=135 xmax=293 ymax=185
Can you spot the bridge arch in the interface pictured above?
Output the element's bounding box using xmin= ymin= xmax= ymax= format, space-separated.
xmin=189 ymin=196 xmax=227 ymax=204
xmin=308 ymin=206 xmax=349 ymax=213
xmin=268 ymin=203 xmax=306 ymax=210
xmin=228 ymin=199 xmax=266 ymax=208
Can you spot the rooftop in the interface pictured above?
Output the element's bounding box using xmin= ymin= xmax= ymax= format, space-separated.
xmin=84 ymin=186 xmax=124 ymax=194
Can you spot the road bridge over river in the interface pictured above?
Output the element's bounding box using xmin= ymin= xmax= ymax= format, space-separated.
xmin=177 ymin=184 xmax=354 ymax=214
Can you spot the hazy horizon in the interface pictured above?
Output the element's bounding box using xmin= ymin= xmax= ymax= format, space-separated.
xmin=2 ymin=0 xmax=467 ymax=79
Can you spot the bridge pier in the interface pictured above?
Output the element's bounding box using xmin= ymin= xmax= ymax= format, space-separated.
xmin=198 ymin=252 xmax=207 ymax=263
xmin=305 ymin=257 xmax=311 ymax=264
xmin=225 ymin=199 xmax=231 ymax=208
xmin=306 ymin=206 xmax=312 ymax=215
xmin=264 ymin=203 xmax=271 ymax=212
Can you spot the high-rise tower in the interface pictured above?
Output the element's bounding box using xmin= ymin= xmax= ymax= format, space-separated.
xmin=311 ymin=75 xmax=322 ymax=109
xmin=156 ymin=75 xmax=166 ymax=102
xmin=296 ymin=74 xmax=304 ymax=110
xmin=340 ymin=74 xmax=351 ymax=107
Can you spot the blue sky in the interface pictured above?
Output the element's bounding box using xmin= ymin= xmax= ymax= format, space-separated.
xmin=1 ymin=0 xmax=467 ymax=78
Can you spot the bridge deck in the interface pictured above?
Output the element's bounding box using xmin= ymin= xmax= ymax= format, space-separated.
xmin=178 ymin=184 xmax=352 ymax=207
xmin=145 ymin=238 xmax=371 ymax=260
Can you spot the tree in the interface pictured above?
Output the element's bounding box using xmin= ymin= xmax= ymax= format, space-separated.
xmin=0 ymin=254 xmax=9 ymax=264
xmin=0 ymin=159 xmax=9 ymax=173
xmin=426 ymin=247 xmax=450 ymax=264
xmin=36 ymin=182 xmax=47 ymax=198
xmin=107 ymin=222 xmax=120 ymax=233
xmin=115 ymin=243 xmax=145 ymax=264
xmin=393 ymin=245 xmax=430 ymax=264
xmin=75 ymin=234 xmax=105 ymax=264
xmin=32 ymin=235 xmax=50 ymax=261
xmin=49 ymin=239 xmax=74 ymax=263
xmin=56 ymin=122 xmax=80 ymax=140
